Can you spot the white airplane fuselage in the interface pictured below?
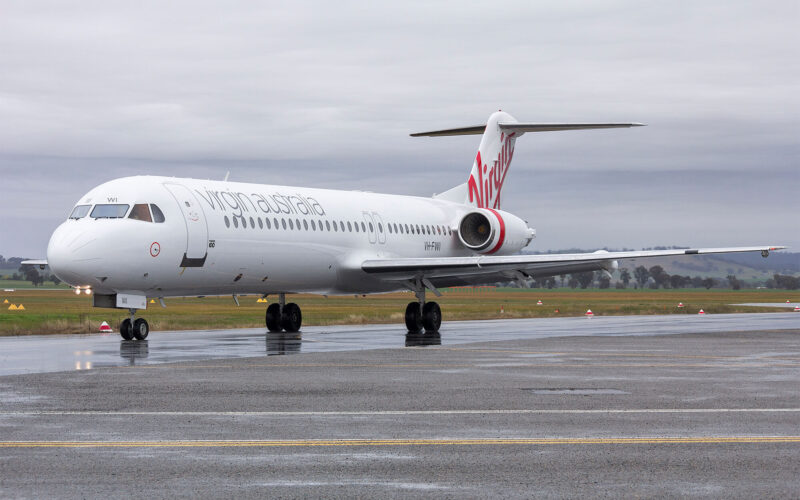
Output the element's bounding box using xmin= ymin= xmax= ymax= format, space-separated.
xmin=47 ymin=175 xmax=534 ymax=298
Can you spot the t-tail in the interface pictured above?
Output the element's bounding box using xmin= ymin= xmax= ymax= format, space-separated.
xmin=413 ymin=111 xmax=644 ymax=209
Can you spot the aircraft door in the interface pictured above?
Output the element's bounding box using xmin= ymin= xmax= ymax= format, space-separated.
xmin=372 ymin=212 xmax=386 ymax=244
xmin=362 ymin=212 xmax=377 ymax=244
xmin=163 ymin=183 xmax=208 ymax=267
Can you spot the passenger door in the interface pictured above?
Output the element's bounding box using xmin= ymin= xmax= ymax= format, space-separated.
xmin=163 ymin=183 xmax=208 ymax=267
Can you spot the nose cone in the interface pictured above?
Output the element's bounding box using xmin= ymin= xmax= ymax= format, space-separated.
xmin=47 ymin=222 xmax=100 ymax=286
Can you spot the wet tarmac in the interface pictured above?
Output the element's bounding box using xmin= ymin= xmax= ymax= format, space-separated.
xmin=0 ymin=312 xmax=797 ymax=376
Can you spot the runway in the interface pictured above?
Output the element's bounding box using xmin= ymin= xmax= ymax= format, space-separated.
xmin=0 ymin=312 xmax=798 ymax=376
xmin=1 ymin=314 xmax=799 ymax=498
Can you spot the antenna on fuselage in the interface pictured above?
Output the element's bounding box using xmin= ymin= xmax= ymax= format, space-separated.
xmin=223 ymin=171 xmax=230 ymax=182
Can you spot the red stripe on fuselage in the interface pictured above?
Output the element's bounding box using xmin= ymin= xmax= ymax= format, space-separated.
xmin=485 ymin=208 xmax=505 ymax=254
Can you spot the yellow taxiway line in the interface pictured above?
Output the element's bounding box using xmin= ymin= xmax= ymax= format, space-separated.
xmin=2 ymin=436 xmax=799 ymax=448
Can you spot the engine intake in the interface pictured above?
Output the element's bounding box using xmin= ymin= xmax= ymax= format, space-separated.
xmin=456 ymin=208 xmax=534 ymax=255
xmin=458 ymin=212 xmax=495 ymax=251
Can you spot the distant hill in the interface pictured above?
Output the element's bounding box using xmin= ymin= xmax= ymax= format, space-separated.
xmin=526 ymin=249 xmax=800 ymax=285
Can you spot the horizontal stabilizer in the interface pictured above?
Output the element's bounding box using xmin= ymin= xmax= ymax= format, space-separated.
xmin=20 ymin=259 xmax=48 ymax=267
xmin=411 ymin=122 xmax=644 ymax=137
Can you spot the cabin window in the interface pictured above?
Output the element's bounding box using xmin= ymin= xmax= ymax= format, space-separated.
xmin=333 ymin=221 xmax=338 ymax=232
xmin=91 ymin=204 xmax=129 ymax=219
xmin=150 ymin=204 xmax=165 ymax=223
xmin=265 ymin=217 xmax=271 ymax=229
xmin=233 ymin=217 xmax=239 ymax=228
xmin=224 ymin=216 xmax=230 ymax=228
xmin=340 ymin=221 xmax=345 ymax=232
xmin=361 ymin=222 xmax=366 ymax=232
xmin=353 ymin=221 xmax=359 ymax=232
xmin=250 ymin=217 xmax=255 ymax=228
xmin=129 ymin=204 xmax=152 ymax=222
xmin=311 ymin=220 xmax=316 ymax=231
xmin=258 ymin=218 xmax=263 ymax=229
xmin=242 ymin=217 xmax=247 ymax=229
xmin=347 ymin=221 xmax=352 ymax=232
xmin=296 ymin=218 xmax=301 ymax=230
xmin=368 ymin=222 xmax=374 ymax=232
xmin=69 ymin=205 xmax=91 ymax=219
xmin=288 ymin=219 xmax=294 ymax=230
xmin=281 ymin=218 xmax=287 ymax=230
xmin=326 ymin=221 xmax=331 ymax=231
xmin=388 ymin=224 xmax=392 ymax=234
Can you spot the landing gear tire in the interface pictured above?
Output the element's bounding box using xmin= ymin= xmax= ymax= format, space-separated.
xmin=132 ymin=318 xmax=149 ymax=340
xmin=266 ymin=303 xmax=282 ymax=332
xmin=120 ymin=318 xmax=133 ymax=340
xmin=405 ymin=302 xmax=423 ymax=334
xmin=281 ymin=302 xmax=302 ymax=333
xmin=422 ymin=301 xmax=441 ymax=333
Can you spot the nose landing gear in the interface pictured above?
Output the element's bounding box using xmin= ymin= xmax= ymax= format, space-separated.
xmin=265 ymin=294 xmax=302 ymax=333
xmin=120 ymin=309 xmax=149 ymax=340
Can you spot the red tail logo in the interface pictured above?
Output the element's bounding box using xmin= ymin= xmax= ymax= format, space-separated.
xmin=467 ymin=133 xmax=515 ymax=209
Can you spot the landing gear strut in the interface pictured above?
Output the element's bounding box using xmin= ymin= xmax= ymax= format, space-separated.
xmin=265 ymin=294 xmax=302 ymax=333
xmin=120 ymin=309 xmax=149 ymax=341
xmin=404 ymin=285 xmax=441 ymax=334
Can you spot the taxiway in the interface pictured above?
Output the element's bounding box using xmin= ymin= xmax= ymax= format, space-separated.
xmin=1 ymin=313 xmax=799 ymax=498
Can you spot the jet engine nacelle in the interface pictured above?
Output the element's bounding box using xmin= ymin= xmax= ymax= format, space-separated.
xmin=457 ymin=208 xmax=534 ymax=255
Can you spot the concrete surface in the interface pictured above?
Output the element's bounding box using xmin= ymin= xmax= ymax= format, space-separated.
xmin=0 ymin=316 xmax=799 ymax=498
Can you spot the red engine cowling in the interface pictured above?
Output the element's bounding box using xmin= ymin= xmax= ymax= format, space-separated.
xmin=457 ymin=209 xmax=534 ymax=255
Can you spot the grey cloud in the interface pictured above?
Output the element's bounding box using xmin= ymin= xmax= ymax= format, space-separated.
xmin=0 ymin=1 xmax=797 ymax=256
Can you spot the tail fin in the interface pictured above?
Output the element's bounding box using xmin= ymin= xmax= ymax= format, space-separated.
xmin=415 ymin=111 xmax=643 ymax=209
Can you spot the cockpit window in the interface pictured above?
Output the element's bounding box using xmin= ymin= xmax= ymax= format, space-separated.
xmin=128 ymin=204 xmax=152 ymax=222
xmin=90 ymin=204 xmax=129 ymax=219
xmin=68 ymin=205 xmax=91 ymax=219
xmin=150 ymin=204 xmax=165 ymax=223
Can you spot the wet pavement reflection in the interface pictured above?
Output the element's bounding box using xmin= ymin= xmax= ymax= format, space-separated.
xmin=0 ymin=312 xmax=797 ymax=376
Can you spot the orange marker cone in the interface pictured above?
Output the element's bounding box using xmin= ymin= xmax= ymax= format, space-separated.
xmin=2 ymin=299 xmax=7 ymax=304
xmin=585 ymin=309 xmax=594 ymax=317
xmin=17 ymin=304 xmax=24 ymax=310
xmin=99 ymin=321 xmax=113 ymax=333
xmin=698 ymin=309 xmax=705 ymax=315
xmin=554 ymin=308 xmax=560 ymax=313
xmin=8 ymin=304 xmax=17 ymax=310
xmin=500 ymin=305 xmax=505 ymax=314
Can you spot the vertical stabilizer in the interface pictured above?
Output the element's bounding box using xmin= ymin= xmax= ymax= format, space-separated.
xmin=414 ymin=112 xmax=643 ymax=208
xmin=466 ymin=111 xmax=517 ymax=209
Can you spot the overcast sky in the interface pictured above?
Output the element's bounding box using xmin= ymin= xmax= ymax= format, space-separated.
xmin=1 ymin=0 xmax=797 ymax=258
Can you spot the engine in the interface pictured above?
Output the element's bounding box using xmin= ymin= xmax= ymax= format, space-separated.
xmin=457 ymin=208 xmax=534 ymax=255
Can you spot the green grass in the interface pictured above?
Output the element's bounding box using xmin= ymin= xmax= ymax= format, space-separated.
xmin=1 ymin=288 xmax=797 ymax=336
xmin=0 ymin=279 xmax=71 ymax=290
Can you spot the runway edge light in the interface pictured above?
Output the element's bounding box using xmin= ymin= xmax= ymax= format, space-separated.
xmin=698 ymin=309 xmax=706 ymax=315
xmin=585 ymin=309 xmax=594 ymax=317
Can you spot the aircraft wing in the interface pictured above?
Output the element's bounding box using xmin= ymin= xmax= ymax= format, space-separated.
xmin=362 ymin=246 xmax=785 ymax=286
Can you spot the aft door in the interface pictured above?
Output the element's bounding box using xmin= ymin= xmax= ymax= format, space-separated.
xmin=163 ymin=183 xmax=208 ymax=267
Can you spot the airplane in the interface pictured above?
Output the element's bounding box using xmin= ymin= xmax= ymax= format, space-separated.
xmin=23 ymin=111 xmax=784 ymax=341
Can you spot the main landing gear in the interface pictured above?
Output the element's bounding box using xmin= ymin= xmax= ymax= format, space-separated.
xmin=265 ymin=293 xmax=302 ymax=333
xmin=119 ymin=309 xmax=149 ymax=341
xmin=405 ymin=286 xmax=441 ymax=334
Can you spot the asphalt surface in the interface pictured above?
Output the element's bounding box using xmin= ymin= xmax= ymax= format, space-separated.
xmin=1 ymin=315 xmax=799 ymax=498
xmin=1 ymin=312 xmax=799 ymax=376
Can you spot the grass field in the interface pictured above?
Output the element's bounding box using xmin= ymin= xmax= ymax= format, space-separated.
xmin=0 ymin=288 xmax=797 ymax=336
